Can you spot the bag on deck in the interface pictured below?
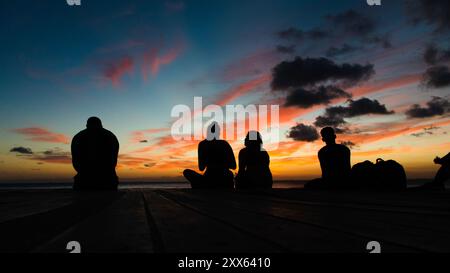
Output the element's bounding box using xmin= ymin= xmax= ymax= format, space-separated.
xmin=350 ymin=160 xmax=376 ymax=189
xmin=374 ymin=158 xmax=407 ymax=191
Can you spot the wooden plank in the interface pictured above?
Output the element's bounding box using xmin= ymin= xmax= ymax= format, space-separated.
xmin=142 ymin=191 xmax=282 ymax=253
xmin=0 ymin=191 xmax=123 ymax=253
xmin=0 ymin=190 xmax=76 ymax=223
xmin=34 ymin=191 xmax=153 ymax=253
xmin=157 ymin=190 xmax=415 ymax=253
xmin=162 ymin=190 xmax=450 ymax=252
xmin=264 ymin=189 xmax=450 ymax=212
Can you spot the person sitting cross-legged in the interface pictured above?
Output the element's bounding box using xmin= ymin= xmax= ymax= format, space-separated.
xmin=183 ymin=122 xmax=236 ymax=189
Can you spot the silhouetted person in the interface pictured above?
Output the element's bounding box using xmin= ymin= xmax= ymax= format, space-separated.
xmin=71 ymin=117 xmax=119 ymax=190
xmin=183 ymin=122 xmax=236 ymax=189
xmin=235 ymin=131 xmax=273 ymax=190
xmin=420 ymin=152 xmax=449 ymax=191
xmin=305 ymin=127 xmax=351 ymax=189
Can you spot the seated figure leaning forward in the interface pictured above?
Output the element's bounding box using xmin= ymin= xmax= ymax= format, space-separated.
xmin=305 ymin=127 xmax=351 ymax=190
xmin=71 ymin=117 xmax=119 ymax=190
xmin=183 ymin=122 xmax=236 ymax=189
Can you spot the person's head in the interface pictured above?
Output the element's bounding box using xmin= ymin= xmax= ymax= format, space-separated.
xmin=245 ymin=131 xmax=263 ymax=150
xmin=320 ymin=127 xmax=336 ymax=145
xmin=206 ymin=121 xmax=221 ymax=141
xmin=86 ymin=117 xmax=103 ymax=130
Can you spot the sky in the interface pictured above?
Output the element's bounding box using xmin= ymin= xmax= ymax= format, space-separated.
xmin=0 ymin=0 xmax=449 ymax=182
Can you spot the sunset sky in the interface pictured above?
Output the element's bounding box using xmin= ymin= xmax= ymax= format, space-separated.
xmin=0 ymin=0 xmax=449 ymax=182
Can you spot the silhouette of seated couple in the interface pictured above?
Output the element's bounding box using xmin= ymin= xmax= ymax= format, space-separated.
xmin=71 ymin=117 xmax=448 ymax=191
xmin=183 ymin=122 xmax=273 ymax=190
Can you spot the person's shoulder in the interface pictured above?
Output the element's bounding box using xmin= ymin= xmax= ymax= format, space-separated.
xmin=72 ymin=129 xmax=87 ymax=141
xmin=239 ymin=147 xmax=249 ymax=154
xmin=318 ymin=145 xmax=328 ymax=154
xmin=219 ymin=139 xmax=232 ymax=147
xmin=337 ymin=144 xmax=350 ymax=152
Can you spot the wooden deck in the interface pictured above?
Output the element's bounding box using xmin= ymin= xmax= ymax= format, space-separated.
xmin=0 ymin=189 xmax=449 ymax=253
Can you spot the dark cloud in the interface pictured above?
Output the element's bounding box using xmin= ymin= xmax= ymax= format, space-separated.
xmin=423 ymin=44 xmax=450 ymax=65
xmin=325 ymin=10 xmax=374 ymax=36
xmin=10 ymin=147 xmax=33 ymax=155
xmin=277 ymin=27 xmax=304 ymax=40
xmin=406 ymin=0 xmax=450 ymax=33
xmin=287 ymin=124 xmax=319 ymax=142
xmin=364 ymin=34 xmax=392 ymax=49
xmin=314 ymin=114 xmax=347 ymax=128
xmin=140 ymin=140 xmax=148 ymax=143
xmin=406 ymin=96 xmax=450 ymax=118
xmin=314 ymin=98 xmax=394 ymax=128
xmin=276 ymin=9 xmax=391 ymax=57
xmin=340 ymin=141 xmax=357 ymax=149
xmin=35 ymin=149 xmax=71 ymax=160
xmin=284 ymin=86 xmax=351 ymax=108
xmin=423 ymin=65 xmax=450 ymax=88
xmin=325 ymin=9 xmax=391 ymax=48
xmin=276 ymin=27 xmax=329 ymax=41
xmin=271 ymin=57 xmax=375 ymax=90
xmin=326 ymin=44 xmax=361 ymax=58
xmin=411 ymin=125 xmax=441 ymax=137
xmin=276 ymin=45 xmax=296 ymax=54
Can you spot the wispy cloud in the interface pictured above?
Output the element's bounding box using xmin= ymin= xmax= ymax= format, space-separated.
xmin=13 ymin=128 xmax=70 ymax=144
xmin=214 ymin=74 xmax=271 ymax=106
xmin=104 ymin=56 xmax=134 ymax=87
xmin=142 ymin=43 xmax=184 ymax=81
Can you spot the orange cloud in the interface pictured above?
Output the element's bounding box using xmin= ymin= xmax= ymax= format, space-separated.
xmin=13 ymin=127 xmax=70 ymax=144
xmin=214 ymin=74 xmax=272 ymax=106
xmin=104 ymin=56 xmax=134 ymax=86
xmin=131 ymin=128 xmax=169 ymax=143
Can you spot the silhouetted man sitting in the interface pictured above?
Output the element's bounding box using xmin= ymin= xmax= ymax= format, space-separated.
xmin=305 ymin=127 xmax=351 ymax=190
xmin=71 ymin=117 xmax=119 ymax=190
xmin=235 ymin=131 xmax=273 ymax=190
xmin=420 ymin=152 xmax=449 ymax=191
xmin=183 ymin=122 xmax=236 ymax=189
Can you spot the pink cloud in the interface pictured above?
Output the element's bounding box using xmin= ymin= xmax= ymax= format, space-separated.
xmin=220 ymin=50 xmax=280 ymax=82
xmin=104 ymin=56 xmax=134 ymax=86
xmin=141 ymin=43 xmax=184 ymax=80
xmin=214 ymin=74 xmax=272 ymax=106
xmin=13 ymin=127 xmax=70 ymax=144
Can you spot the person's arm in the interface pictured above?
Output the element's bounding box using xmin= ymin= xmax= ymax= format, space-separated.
xmin=237 ymin=149 xmax=246 ymax=175
xmin=263 ymin=151 xmax=270 ymax=167
xmin=198 ymin=141 xmax=206 ymax=171
xmin=226 ymin=143 xmax=237 ymax=170
xmin=112 ymin=134 xmax=119 ymax=168
xmin=318 ymin=150 xmax=328 ymax=179
xmin=346 ymin=147 xmax=351 ymax=172
xmin=71 ymin=135 xmax=81 ymax=172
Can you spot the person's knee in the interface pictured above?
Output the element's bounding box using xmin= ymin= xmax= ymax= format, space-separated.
xmin=183 ymin=169 xmax=193 ymax=178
